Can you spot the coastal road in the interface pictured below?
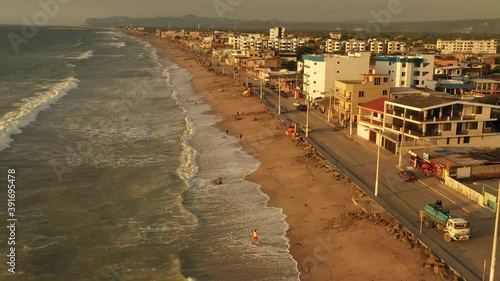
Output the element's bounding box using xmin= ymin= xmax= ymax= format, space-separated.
xmin=208 ymin=60 xmax=499 ymax=281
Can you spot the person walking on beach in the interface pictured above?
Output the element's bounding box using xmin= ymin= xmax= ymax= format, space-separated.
xmin=240 ymin=133 xmax=243 ymax=140
xmin=253 ymin=230 xmax=258 ymax=242
xmin=226 ymin=129 xmax=229 ymax=135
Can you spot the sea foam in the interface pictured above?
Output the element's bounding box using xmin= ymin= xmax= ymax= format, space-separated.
xmin=0 ymin=77 xmax=79 ymax=151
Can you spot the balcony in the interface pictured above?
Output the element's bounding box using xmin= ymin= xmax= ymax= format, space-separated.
xmin=359 ymin=116 xmax=383 ymax=126
xmin=334 ymin=93 xmax=352 ymax=101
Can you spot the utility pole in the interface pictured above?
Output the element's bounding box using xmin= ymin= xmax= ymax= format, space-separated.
xmin=398 ymin=108 xmax=407 ymax=168
xmin=306 ymin=96 xmax=310 ymax=137
xmin=278 ymin=73 xmax=282 ymax=114
xmin=260 ymin=74 xmax=263 ymax=99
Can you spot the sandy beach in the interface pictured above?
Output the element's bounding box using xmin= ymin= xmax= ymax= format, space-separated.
xmin=146 ymin=36 xmax=438 ymax=281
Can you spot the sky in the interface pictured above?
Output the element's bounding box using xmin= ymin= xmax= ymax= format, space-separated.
xmin=1 ymin=0 xmax=499 ymax=26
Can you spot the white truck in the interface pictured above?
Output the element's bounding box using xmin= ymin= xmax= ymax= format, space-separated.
xmin=422 ymin=201 xmax=471 ymax=242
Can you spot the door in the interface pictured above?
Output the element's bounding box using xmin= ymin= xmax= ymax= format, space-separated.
xmin=369 ymin=130 xmax=377 ymax=143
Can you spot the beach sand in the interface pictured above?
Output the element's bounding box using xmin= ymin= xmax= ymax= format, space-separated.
xmin=147 ymin=37 xmax=437 ymax=281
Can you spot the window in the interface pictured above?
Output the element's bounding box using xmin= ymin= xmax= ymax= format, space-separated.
xmin=446 ymin=138 xmax=450 ymax=145
xmin=476 ymin=106 xmax=483 ymax=114
xmin=415 ymin=62 xmax=421 ymax=67
xmin=464 ymin=137 xmax=470 ymax=144
xmin=388 ymin=70 xmax=391 ymax=74
xmin=358 ymin=91 xmax=364 ymax=97
xmin=401 ymin=72 xmax=406 ymax=77
xmin=382 ymin=90 xmax=388 ymax=96
xmin=457 ymin=138 xmax=460 ymax=144
xmin=413 ymin=80 xmax=419 ymax=86
xmin=442 ymin=123 xmax=452 ymax=131
xmin=383 ymin=77 xmax=388 ymax=82
xmin=402 ymin=63 xmax=406 ymax=67
xmin=337 ymin=61 xmax=340 ymax=64
xmin=313 ymin=81 xmax=316 ymax=84
xmin=401 ymin=81 xmax=405 ymax=86
xmin=468 ymin=122 xmax=478 ymax=130
xmin=414 ymin=71 xmax=420 ymax=76
xmin=374 ymin=77 xmax=381 ymax=85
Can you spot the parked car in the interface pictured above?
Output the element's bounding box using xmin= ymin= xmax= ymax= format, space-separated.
xmin=280 ymin=106 xmax=288 ymax=113
xmin=269 ymin=85 xmax=276 ymax=90
xmin=265 ymin=83 xmax=270 ymax=87
xmin=296 ymin=104 xmax=307 ymax=111
xmin=293 ymin=101 xmax=301 ymax=107
xmin=280 ymin=91 xmax=288 ymax=98
xmin=398 ymin=170 xmax=417 ymax=182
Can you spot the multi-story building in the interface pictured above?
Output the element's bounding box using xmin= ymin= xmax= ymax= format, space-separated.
xmin=334 ymin=74 xmax=391 ymax=122
xmin=324 ymin=39 xmax=342 ymax=53
xmin=269 ymin=26 xmax=285 ymax=40
xmin=436 ymin=39 xmax=498 ymax=55
xmin=329 ymin=31 xmax=342 ymax=40
xmin=386 ymin=41 xmax=406 ymax=54
xmin=471 ymin=79 xmax=500 ymax=95
xmin=302 ymin=52 xmax=371 ymax=100
xmin=382 ymin=95 xmax=500 ymax=154
xmin=357 ymin=97 xmax=391 ymax=144
xmin=368 ymin=39 xmax=385 ymax=54
xmin=374 ymin=54 xmax=435 ymax=88
xmin=267 ymin=38 xmax=305 ymax=52
xmin=344 ymin=40 xmax=368 ymax=52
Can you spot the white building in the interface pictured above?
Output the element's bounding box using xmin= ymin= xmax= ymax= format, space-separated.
xmin=268 ymin=38 xmax=305 ymax=52
xmin=324 ymin=39 xmax=342 ymax=53
xmin=302 ymin=52 xmax=371 ymax=100
xmin=269 ymin=26 xmax=285 ymax=40
xmin=344 ymin=40 xmax=368 ymax=52
xmin=374 ymin=54 xmax=435 ymax=88
xmin=436 ymin=39 xmax=498 ymax=55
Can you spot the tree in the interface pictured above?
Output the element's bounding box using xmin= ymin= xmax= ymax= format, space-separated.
xmin=492 ymin=66 xmax=500 ymax=73
xmin=296 ymin=45 xmax=320 ymax=61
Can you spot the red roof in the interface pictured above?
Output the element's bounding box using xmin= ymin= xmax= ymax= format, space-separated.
xmin=358 ymin=97 xmax=391 ymax=113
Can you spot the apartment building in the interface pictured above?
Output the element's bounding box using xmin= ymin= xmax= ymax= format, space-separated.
xmin=269 ymin=26 xmax=285 ymax=39
xmin=374 ymin=54 xmax=435 ymax=88
xmin=268 ymin=38 xmax=305 ymax=52
xmin=382 ymin=95 xmax=500 ymax=153
xmin=324 ymin=39 xmax=342 ymax=53
xmin=344 ymin=40 xmax=368 ymax=52
xmin=334 ymin=74 xmax=391 ymax=122
xmin=302 ymin=52 xmax=371 ymax=100
xmin=436 ymin=39 xmax=498 ymax=55
xmin=357 ymin=97 xmax=391 ymax=144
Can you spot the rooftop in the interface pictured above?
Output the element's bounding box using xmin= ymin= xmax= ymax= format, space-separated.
xmin=409 ymin=147 xmax=500 ymax=168
xmin=359 ymin=97 xmax=391 ymax=113
xmin=390 ymin=87 xmax=422 ymax=94
xmin=387 ymin=95 xmax=455 ymax=109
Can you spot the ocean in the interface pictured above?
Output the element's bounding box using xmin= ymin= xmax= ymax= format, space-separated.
xmin=0 ymin=26 xmax=299 ymax=281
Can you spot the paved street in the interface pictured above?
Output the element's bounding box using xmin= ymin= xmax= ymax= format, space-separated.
xmin=209 ymin=60 xmax=499 ymax=281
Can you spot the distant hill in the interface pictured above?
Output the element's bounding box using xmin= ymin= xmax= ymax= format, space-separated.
xmin=85 ymin=15 xmax=500 ymax=35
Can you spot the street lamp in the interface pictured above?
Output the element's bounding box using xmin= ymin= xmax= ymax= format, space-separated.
xmin=375 ymin=103 xmax=387 ymax=197
xmin=489 ymin=180 xmax=500 ymax=281
xmin=278 ymin=72 xmax=283 ymax=115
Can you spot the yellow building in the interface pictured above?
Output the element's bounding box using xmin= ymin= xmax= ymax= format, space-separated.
xmin=334 ymin=74 xmax=391 ymax=123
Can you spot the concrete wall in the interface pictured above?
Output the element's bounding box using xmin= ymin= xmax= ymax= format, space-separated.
xmin=444 ymin=176 xmax=484 ymax=206
xmin=470 ymin=164 xmax=500 ymax=179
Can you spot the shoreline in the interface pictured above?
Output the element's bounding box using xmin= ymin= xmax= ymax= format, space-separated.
xmin=145 ymin=36 xmax=437 ymax=281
